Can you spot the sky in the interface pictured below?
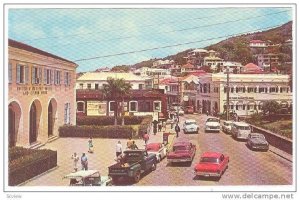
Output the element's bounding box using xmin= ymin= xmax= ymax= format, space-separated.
xmin=8 ymin=7 xmax=293 ymax=72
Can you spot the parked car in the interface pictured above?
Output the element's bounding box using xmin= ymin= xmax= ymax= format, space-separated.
xmin=183 ymin=119 xmax=199 ymax=134
xmin=146 ymin=143 xmax=167 ymax=162
xmin=170 ymin=106 xmax=184 ymax=116
xmin=222 ymin=120 xmax=233 ymax=134
xmin=231 ymin=122 xmax=251 ymax=140
xmin=64 ymin=170 xmax=112 ymax=186
xmin=205 ymin=117 xmax=221 ymax=133
xmin=194 ymin=152 xmax=229 ymax=179
xmin=184 ymin=106 xmax=194 ymax=114
xmin=167 ymin=141 xmax=196 ymax=164
xmin=178 ymin=108 xmax=185 ymax=116
xmin=108 ymin=149 xmax=157 ymax=183
xmin=247 ymin=133 xmax=269 ymax=151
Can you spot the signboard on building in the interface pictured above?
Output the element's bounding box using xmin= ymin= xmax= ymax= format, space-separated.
xmin=87 ymin=101 xmax=107 ymax=116
xmin=183 ymin=96 xmax=189 ymax=101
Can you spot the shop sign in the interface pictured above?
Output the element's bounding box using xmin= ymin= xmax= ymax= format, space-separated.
xmin=17 ymin=86 xmax=52 ymax=96
xmin=87 ymin=101 xmax=107 ymax=116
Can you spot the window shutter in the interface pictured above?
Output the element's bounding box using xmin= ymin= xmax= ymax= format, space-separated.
xmin=68 ymin=73 xmax=71 ymax=86
xmin=68 ymin=103 xmax=71 ymax=124
xmin=44 ymin=68 xmax=47 ymax=84
xmin=25 ymin=66 xmax=29 ymax=84
xmin=64 ymin=72 xmax=67 ymax=86
xmin=50 ymin=70 xmax=54 ymax=85
xmin=39 ymin=67 xmax=42 ymax=84
xmin=32 ymin=67 xmax=35 ymax=84
xmin=9 ymin=64 xmax=12 ymax=83
xmin=64 ymin=103 xmax=67 ymax=124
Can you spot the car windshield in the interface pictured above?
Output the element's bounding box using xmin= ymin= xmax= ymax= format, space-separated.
xmin=207 ymin=118 xmax=219 ymax=122
xmin=251 ymin=134 xmax=265 ymax=139
xmin=237 ymin=126 xmax=250 ymax=130
xmin=200 ymin=157 xmax=219 ymax=163
xmin=224 ymin=122 xmax=232 ymax=126
xmin=173 ymin=145 xmax=188 ymax=151
xmin=185 ymin=122 xmax=196 ymax=125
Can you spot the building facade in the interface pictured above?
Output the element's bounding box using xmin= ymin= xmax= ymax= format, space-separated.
xmin=197 ymin=73 xmax=292 ymax=116
xmin=8 ymin=39 xmax=77 ymax=148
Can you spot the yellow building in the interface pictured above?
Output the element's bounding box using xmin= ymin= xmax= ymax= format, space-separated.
xmin=8 ymin=39 xmax=78 ymax=148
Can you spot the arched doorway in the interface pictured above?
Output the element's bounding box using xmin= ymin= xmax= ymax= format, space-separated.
xmin=8 ymin=101 xmax=21 ymax=148
xmin=29 ymin=100 xmax=42 ymax=144
xmin=48 ymin=99 xmax=57 ymax=138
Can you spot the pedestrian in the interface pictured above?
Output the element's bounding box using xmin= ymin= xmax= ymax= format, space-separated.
xmin=71 ymin=152 xmax=79 ymax=172
xmin=81 ymin=153 xmax=88 ymax=170
xmin=158 ymin=122 xmax=162 ymax=132
xmin=152 ymin=119 xmax=158 ymax=135
xmin=206 ymin=111 xmax=209 ymax=116
xmin=143 ymin=132 xmax=149 ymax=145
xmin=131 ymin=141 xmax=138 ymax=150
xmin=115 ymin=141 xmax=122 ymax=158
xmin=88 ymin=137 xmax=94 ymax=153
xmin=170 ymin=119 xmax=174 ymax=129
xmin=175 ymin=123 xmax=180 ymax=138
xmin=126 ymin=137 xmax=133 ymax=149
xmin=162 ymin=121 xmax=167 ymax=131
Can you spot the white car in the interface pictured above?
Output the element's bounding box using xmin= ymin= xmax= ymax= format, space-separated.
xmin=222 ymin=120 xmax=233 ymax=134
xmin=183 ymin=119 xmax=199 ymax=134
xmin=205 ymin=117 xmax=221 ymax=133
xmin=146 ymin=143 xmax=167 ymax=162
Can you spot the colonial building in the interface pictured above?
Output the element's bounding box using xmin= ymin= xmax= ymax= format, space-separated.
xmin=184 ymin=48 xmax=208 ymax=67
xmin=197 ymin=73 xmax=292 ymax=116
xmin=76 ymin=72 xmax=153 ymax=90
xmin=256 ymin=53 xmax=281 ymax=71
xmin=76 ymin=89 xmax=167 ymax=120
xmin=180 ymin=75 xmax=200 ymax=111
xmin=8 ymin=39 xmax=77 ymax=148
xmin=203 ymin=50 xmax=224 ymax=71
xmin=159 ymin=77 xmax=180 ymax=108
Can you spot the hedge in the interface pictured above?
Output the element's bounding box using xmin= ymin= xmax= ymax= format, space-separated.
xmin=77 ymin=116 xmax=144 ymax=126
xmin=59 ymin=125 xmax=135 ymax=139
xmin=9 ymin=147 xmax=57 ymax=186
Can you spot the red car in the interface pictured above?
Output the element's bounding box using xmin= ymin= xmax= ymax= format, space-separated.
xmin=194 ymin=152 xmax=229 ymax=178
xmin=167 ymin=141 xmax=196 ymax=164
xmin=184 ymin=106 xmax=194 ymax=114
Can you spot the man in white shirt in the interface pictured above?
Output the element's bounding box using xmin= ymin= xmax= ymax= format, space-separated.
xmin=116 ymin=141 xmax=122 ymax=158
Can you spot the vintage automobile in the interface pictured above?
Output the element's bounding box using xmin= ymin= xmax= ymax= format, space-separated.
xmin=247 ymin=133 xmax=269 ymax=151
xmin=108 ymin=149 xmax=157 ymax=183
xmin=205 ymin=117 xmax=221 ymax=133
xmin=231 ymin=121 xmax=251 ymax=140
xmin=146 ymin=143 xmax=168 ymax=162
xmin=184 ymin=106 xmax=194 ymax=114
xmin=167 ymin=141 xmax=196 ymax=164
xmin=194 ymin=152 xmax=229 ymax=179
xmin=64 ymin=170 xmax=112 ymax=186
xmin=183 ymin=119 xmax=199 ymax=134
xmin=222 ymin=120 xmax=233 ymax=134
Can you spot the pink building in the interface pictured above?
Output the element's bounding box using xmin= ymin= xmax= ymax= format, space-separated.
xmin=8 ymin=39 xmax=78 ymax=148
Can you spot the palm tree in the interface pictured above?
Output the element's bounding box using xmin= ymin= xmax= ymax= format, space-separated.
xmin=102 ymin=78 xmax=132 ymax=126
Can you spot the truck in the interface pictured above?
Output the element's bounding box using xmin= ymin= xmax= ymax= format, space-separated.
xmin=108 ymin=149 xmax=157 ymax=183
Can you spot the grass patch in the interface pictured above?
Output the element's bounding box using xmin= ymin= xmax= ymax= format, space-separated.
xmin=252 ymin=120 xmax=292 ymax=139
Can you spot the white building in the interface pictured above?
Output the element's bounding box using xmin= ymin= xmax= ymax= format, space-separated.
xmin=249 ymin=40 xmax=268 ymax=48
xmin=76 ymin=72 xmax=153 ymax=90
xmin=222 ymin=61 xmax=243 ymax=73
xmin=184 ymin=48 xmax=208 ymax=67
xmin=203 ymin=50 xmax=224 ymax=71
xmin=152 ymin=59 xmax=174 ymax=68
xmin=256 ymin=53 xmax=280 ymax=70
xmin=197 ymin=73 xmax=292 ymax=116
xmin=139 ymin=67 xmax=171 ymax=78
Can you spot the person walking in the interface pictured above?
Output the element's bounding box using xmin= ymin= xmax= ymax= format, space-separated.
xmin=143 ymin=132 xmax=149 ymax=145
xmin=131 ymin=141 xmax=138 ymax=150
xmin=71 ymin=152 xmax=79 ymax=172
xmin=158 ymin=122 xmax=162 ymax=132
xmin=126 ymin=137 xmax=133 ymax=149
xmin=88 ymin=137 xmax=94 ymax=153
xmin=152 ymin=119 xmax=158 ymax=135
xmin=81 ymin=153 xmax=88 ymax=170
xmin=175 ymin=123 xmax=180 ymax=138
xmin=116 ymin=141 xmax=123 ymax=158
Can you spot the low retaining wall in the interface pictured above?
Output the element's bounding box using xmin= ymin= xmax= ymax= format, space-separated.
xmin=250 ymin=125 xmax=292 ymax=155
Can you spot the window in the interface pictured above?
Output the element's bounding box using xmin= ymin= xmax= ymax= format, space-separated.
xmin=140 ymin=101 xmax=151 ymax=112
xmin=44 ymin=68 xmax=52 ymax=85
xmin=139 ymin=84 xmax=143 ymax=90
xmin=54 ymin=70 xmax=61 ymax=85
xmin=236 ymin=87 xmax=245 ymax=93
xmin=32 ymin=66 xmax=42 ymax=84
xmin=214 ymin=87 xmax=219 ymax=93
xmin=230 ymin=87 xmax=234 ymax=93
xmin=153 ymin=101 xmax=161 ymax=112
xmin=17 ymin=64 xmax=29 ymax=84
xmin=64 ymin=71 xmax=71 ymax=86
xmin=129 ymin=101 xmax=138 ymax=112
xmin=269 ymin=87 xmax=278 ymax=93
xmin=95 ymin=83 xmax=99 ymax=90
xmin=87 ymin=84 xmax=91 ymax=89
xmin=8 ymin=63 xmax=12 ymax=83
xmin=64 ymin=103 xmax=71 ymax=124
xmin=77 ymin=102 xmax=85 ymax=112
xmin=247 ymin=87 xmax=257 ymax=93
xmin=259 ymin=87 xmax=267 ymax=93
xmin=79 ymin=83 xmax=84 ymax=89
xmin=109 ymin=101 xmax=116 ymax=112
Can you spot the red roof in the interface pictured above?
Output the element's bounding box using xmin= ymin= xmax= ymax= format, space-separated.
xmin=160 ymin=78 xmax=179 ymax=85
xmin=188 ymin=70 xmax=207 ymax=76
xmin=242 ymin=63 xmax=264 ymax=74
xmin=182 ymin=63 xmax=195 ymax=68
xmin=8 ymin=39 xmax=77 ymax=65
xmin=250 ymin=40 xmax=265 ymax=44
xmin=201 ymin=152 xmax=222 ymax=158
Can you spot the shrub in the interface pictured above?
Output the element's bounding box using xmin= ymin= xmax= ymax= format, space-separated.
xmin=77 ymin=116 xmax=144 ymax=126
xmin=9 ymin=147 xmax=57 ymax=186
xmin=59 ymin=125 xmax=135 ymax=139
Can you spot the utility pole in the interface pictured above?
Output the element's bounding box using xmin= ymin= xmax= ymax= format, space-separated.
xmin=226 ymin=68 xmax=230 ymax=121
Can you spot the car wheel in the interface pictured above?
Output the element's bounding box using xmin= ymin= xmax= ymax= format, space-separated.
xmin=158 ymin=155 xmax=162 ymax=163
xmin=133 ymin=171 xmax=141 ymax=183
xmin=151 ymin=163 xmax=157 ymax=171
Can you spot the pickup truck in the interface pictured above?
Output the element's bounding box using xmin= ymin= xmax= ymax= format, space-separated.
xmin=108 ymin=149 xmax=157 ymax=183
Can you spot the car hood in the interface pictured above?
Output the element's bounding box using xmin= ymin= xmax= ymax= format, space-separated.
xmin=250 ymin=138 xmax=268 ymax=145
xmin=206 ymin=122 xmax=220 ymax=126
xmin=195 ymin=163 xmax=220 ymax=172
xmin=186 ymin=124 xmax=199 ymax=129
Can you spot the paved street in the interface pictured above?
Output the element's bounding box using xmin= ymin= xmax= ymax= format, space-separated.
xmin=135 ymin=114 xmax=293 ymax=186
xmin=22 ymin=114 xmax=292 ymax=186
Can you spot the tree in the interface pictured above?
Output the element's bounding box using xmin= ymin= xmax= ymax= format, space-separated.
xmin=102 ymin=78 xmax=132 ymax=126
xmin=261 ymin=100 xmax=281 ymax=118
